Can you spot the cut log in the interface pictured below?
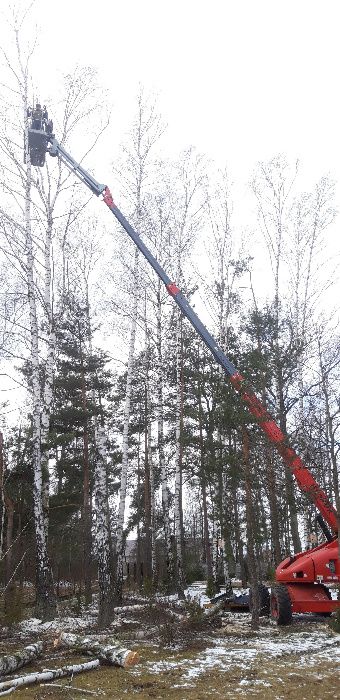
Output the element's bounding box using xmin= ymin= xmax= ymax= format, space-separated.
xmin=0 ymin=660 xmax=99 ymax=695
xmin=0 ymin=642 xmax=43 ymax=677
xmin=55 ymin=632 xmax=140 ymax=668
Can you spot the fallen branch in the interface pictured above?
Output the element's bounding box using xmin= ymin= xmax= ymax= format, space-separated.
xmin=0 ymin=642 xmax=43 ymax=677
xmin=0 ymin=660 xmax=99 ymax=695
xmin=55 ymin=632 xmax=140 ymax=668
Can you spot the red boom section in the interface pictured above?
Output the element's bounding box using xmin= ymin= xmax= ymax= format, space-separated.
xmin=230 ymin=372 xmax=339 ymax=534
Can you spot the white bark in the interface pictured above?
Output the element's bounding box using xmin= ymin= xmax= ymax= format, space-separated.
xmin=115 ymin=246 xmax=139 ymax=591
xmin=155 ymin=279 xmax=174 ymax=587
xmin=56 ymin=632 xmax=139 ymax=667
xmin=221 ymin=470 xmax=232 ymax=593
xmin=211 ymin=515 xmax=220 ymax=585
xmin=23 ymin=85 xmax=56 ymax=619
xmin=95 ymin=424 xmax=114 ymax=625
xmin=174 ymin=311 xmax=185 ymax=596
xmin=40 ymin=213 xmax=56 ymax=538
xmin=0 ymin=642 xmax=43 ymax=677
xmin=147 ymin=381 xmax=156 ymax=584
xmin=0 ymin=660 xmax=99 ymax=695
xmin=144 ymin=311 xmax=156 ymax=585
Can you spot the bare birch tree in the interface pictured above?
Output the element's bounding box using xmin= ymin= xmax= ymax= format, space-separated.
xmin=0 ymin=8 xmax=106 ymax=618
xmin=113 ymin=87 xmax=164 ymax=602
xmin=252 ymin=156 xmax=302 ymax=553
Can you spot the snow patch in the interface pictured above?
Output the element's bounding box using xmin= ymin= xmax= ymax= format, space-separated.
xmin=18 ymin=615 xmax=96 ymax=635
xmin=139 ymin=628 xmax=340 ymax=683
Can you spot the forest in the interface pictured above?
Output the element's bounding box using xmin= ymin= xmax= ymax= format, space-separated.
xmin=0 ymin=8 xmax=339 ymax=698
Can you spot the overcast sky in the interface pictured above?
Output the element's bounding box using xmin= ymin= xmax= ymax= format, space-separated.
xmin=1 ymin=0 xmax=339 ymax=283
xmin=0 ymin=0 xmax=338 ymax=310
xmin=10 ymin=0 xmax=334 ymax=187
xmin=1 ymin=0 xmax=339 ymax=417
xmin=0 ymin=1 xmax=338 ymax=178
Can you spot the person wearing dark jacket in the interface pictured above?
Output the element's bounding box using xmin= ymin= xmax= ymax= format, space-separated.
xmin=46 ymin=119 xmax=54 ymax=135
xmin=32 ymin=103 xmax=43 ymax=129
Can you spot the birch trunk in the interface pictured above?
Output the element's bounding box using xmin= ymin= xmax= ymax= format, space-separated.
xmin=156 ymin=279 xmax=174 ymax=590
xmin=197 ymin=360 xmax=214 ymax=584
xmin=95 ymin=425 xmax=114 ymax=627
xmin=174 ymin=312 xmax=185 ymax=597
xmin=136 ymin=430 xmax=142 ymax=588
xmin=114 ymin=246 xmax=139 ymax=603
xmin=24 ymin=97 xmax=56 ymax=621
xmin=83 ymin=290 xmax=114 ymax=623
xmin=144 ymin=322 xmax=156 ymax=586
xmin=79 ymin=327 xmax=92 ymax=605
xmin=40 ymin=213 xmax=55 ymax=540
xmin=143 ymin=380 xmax=152 ymax=583
xmin=148 ymin=414 xmax=157 ymax=586
xmin=211 ymin=512 xmax=220 ymax=590
xmin=56 ymin=632 xmax=139 ymax=667
xmin=221 ymin=469 xmax=234 ymax=594
xmin=0 ymin=661 xmax=99 ymax=695
xmin=242 ymin=428 xmax=260 ymax=630
xmin=0 ymin=643 xmax=43 ymax=677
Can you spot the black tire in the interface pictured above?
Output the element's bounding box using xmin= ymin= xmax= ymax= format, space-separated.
xmin=249 ymin=584 xmax=270 ymax=616
xmin=270 ymin=584 xmax=292 ymax=625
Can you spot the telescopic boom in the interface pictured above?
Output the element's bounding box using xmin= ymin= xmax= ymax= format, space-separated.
xmin=48 ymin=136 xmax=339 ymax=536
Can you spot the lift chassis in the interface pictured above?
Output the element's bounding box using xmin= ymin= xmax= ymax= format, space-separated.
xmin=27 ymin=120 xmax=339 ymax=624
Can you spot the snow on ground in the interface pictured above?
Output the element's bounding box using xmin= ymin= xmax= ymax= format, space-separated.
xmin=17 ymin=614 xmax=97 ymax=635
xmin=138 ymin=631 xmax=340 ymax=681
xmin=131 ymin=612 xmax=340 ymax=688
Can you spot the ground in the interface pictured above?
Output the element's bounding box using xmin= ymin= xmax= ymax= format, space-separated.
xmin=0 ymin=585 xmax=339 ymax=699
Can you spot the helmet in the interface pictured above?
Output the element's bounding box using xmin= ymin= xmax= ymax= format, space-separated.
xmin=36 ymin=103 xmax=41 ymax=109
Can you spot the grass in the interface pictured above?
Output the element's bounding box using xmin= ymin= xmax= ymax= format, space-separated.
xmin=0 ymin=602 xmax=339 ymax=699
xmin=8 ymin=644 xmax=340 ymax=700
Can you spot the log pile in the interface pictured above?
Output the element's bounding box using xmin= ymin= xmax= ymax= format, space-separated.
xmin=0 ymin=660 xmax=99 ymax=696
xmin=0 ymin=632 xmax=139 ymax=695
xmin=54 ymin=632 xmax=140 ymax=668
xmin=0 ymin=595 xmax=226 ymax=694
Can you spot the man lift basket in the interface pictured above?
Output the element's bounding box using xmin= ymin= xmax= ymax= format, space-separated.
xmin=25 ymin=103 xmax=53 ymax=167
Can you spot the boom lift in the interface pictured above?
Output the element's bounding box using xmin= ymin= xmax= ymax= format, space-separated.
xmin=27 ymin=112 xmax=340 ymax=624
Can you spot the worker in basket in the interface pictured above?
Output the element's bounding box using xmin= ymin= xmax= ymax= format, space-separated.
xmin=31 ymin=103 xmax=43 ymax=130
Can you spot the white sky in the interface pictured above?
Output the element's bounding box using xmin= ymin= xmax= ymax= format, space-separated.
xmin=1 ymin=0 xmax=339 ymax=375
xmin=21 ymin=0 xmax=339 ymax=188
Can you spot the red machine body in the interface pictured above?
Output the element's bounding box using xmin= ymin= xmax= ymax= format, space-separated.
xmin=275 ymin=539 xmax=339 ymax=615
